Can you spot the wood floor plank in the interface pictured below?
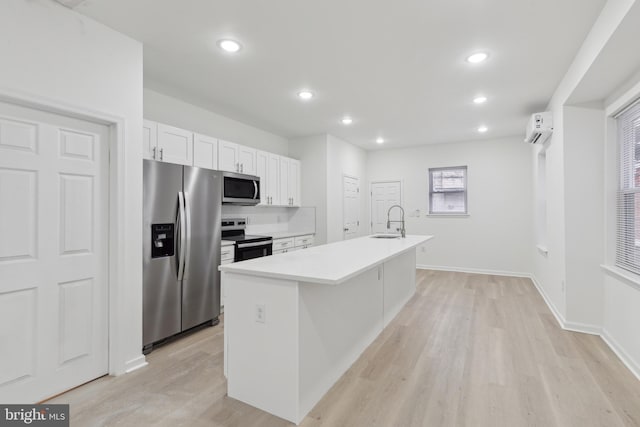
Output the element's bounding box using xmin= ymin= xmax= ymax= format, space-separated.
xmin=47 ymin=270 xmax=640 ymax=426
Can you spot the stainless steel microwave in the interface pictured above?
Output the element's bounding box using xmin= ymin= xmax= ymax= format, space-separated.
xmin=222 ymin=171 xmax=260 ymax=205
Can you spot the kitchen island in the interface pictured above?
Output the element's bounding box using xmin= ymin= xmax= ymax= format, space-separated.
xmin=219 ymin=234 xmax=433 ymax=424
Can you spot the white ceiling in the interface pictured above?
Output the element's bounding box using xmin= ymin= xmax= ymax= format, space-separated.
xmin=74 ymin=0 xmax=606 ymax=149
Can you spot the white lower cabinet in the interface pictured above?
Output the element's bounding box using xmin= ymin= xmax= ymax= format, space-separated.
xmin=273 ymin=237 xmax=294 ymax=253
xmin=221 ymin=244 xmax=235 ymax=310
xmin=272 ymin=234 xmax=314 ymax=254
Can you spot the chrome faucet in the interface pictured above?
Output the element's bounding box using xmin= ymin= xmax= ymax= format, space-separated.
xmin=386 ymin=205 xmax=406 ymax=238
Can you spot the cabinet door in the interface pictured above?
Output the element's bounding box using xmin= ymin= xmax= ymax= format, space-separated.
xmin=279 ymin=156 xmax=290 ymax=206
xmin=142 ymin=119 xmax=158 ymax=160
xmin=255 ymin=150 xmax=269 ymax=205
xmin=238 ymin=145 xmax=257 ymax=175
xmin=157 ymin=123 xmax=193 ymax=166
xmin=218 ymin=140 xmax=239 ymax=172
xmin=267 ymin=153 xmax=281 ymax=205
xmin=289 ymin=158 xmax=301 ymax=206
xmin=193 ymin=134 xmax=218 ymax=170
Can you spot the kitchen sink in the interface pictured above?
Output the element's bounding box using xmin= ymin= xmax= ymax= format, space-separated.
xmin=370 ymin=234 xmax=402 ymax=239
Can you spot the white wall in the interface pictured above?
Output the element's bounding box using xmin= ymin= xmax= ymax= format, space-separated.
xmin=289 ymin=135 xmax=329 ymax=244
xmin=532 ymin=0 xmax=640 ymax=379
xmin=0 ymin=0 xmax=144 ymax=373
xmin=144 ymin=88 xmax=289 ymax=156
xmin=368 ymin=137 xmax=533 ymax=275
xmin=563 ymin=106 xmax=605 ymax=329
xmin=326 ymin=135 xmax=369 ymax=243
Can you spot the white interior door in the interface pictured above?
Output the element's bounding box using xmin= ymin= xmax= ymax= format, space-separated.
xmin=371 ymin=181 xmax=402 ymax=233
xmin=343 ymin=175 xmax=360 ymax=240
xmin=0 ymin=101 xmax=109 ymax=403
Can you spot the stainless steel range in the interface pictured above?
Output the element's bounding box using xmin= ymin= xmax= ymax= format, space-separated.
xmin=221 ymin=218 xmax=272 ymax=261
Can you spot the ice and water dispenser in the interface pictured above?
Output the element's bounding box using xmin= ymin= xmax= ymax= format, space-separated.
xmin=151 ymin=223 xmax=175 ymax=258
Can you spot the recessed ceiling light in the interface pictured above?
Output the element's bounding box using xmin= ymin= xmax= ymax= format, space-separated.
xmin=218 ymin=39 xmax=242 ymax=53
xmin=478 ymin=126 xmax=489 ymax=133
xmin=473 ymin=96 xmax=488 ymax=104
xmin=467 ymin=52 xmax=489 ymax=64
xmin=376 ymin=137 xmax=385 ymax=144
xmin=297 ymin=90 xmax=314 ymax=101
xmin=341 ymin=116 xmax=353 ymax=125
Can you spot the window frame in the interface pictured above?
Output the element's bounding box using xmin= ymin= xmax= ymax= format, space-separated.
xmin=615 ymin=100 xmax=640 ymax=275
xmin=428 ymin=165 xmax=468 ymax=215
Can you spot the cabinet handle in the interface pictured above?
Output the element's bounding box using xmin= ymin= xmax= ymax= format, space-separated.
xmin=159 ymin=148 xmax=164 ymax=161
xmin=152 ymin=146 xmax=156 ymax=159
xmin=240 ymin=163 xmax=244 ymax=173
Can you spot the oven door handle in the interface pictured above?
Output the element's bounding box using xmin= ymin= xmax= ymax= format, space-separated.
xmin=237 ymin=241 xmax=273 ymax=249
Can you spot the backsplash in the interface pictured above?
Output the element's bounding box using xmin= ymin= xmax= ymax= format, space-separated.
xmin=221 ymin=206 xmax=316 ymax=235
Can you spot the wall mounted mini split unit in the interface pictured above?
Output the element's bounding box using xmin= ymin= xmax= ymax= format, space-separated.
xmin=525 ymin=112 xmax=553 ymax=144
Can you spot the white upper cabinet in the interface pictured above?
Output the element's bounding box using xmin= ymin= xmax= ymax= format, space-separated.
xmin=219 ymin=140 xmax=256 ymax=174
xmin=143 ymin=120 xmax=158 ymax=160
xmin=289 ymin=158 xmax=301 ymax=207
xmin=256 ymin=150 xmax=269 ymax=205
xmin=193 ymin=133 xmax=218 ymax=170
xmin=142 ymin=120 xmax=300 ymax=205
xmin=218 ymin=139 xmax=239 ymax=172
xmin=257 ymin=151 xmax=282 ymax=206
xmin=267 ymin=153 xmax=281 ymax=205
xmin=279 ymin=156 xmax=290 ymax=206
xmin=238 ymin=145 xmax=257 ymax=175
xmin=157 ymin=123 xmax=193 ymax=166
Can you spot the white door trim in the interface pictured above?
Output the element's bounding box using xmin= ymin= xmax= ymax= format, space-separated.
xmin=0 ymin=86 xmax=145 ymax=377
xmin=369 ymin=179 xmax=404 ymax=234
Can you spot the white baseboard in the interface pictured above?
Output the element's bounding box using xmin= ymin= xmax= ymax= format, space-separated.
xmin=124 ymin=354 xmax=148 ymax=374
xmin=419 ymin=266 xmax=639 ymax=381
xmin=601 ymin=329 xmax=640 ymax=381
xmin=416 ymin=264 xmax=531 ymax=278
xmin=527 ymin=274 xmax=568 ymax=330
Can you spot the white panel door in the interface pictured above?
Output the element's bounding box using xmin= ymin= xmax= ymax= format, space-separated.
xmin=371 ymin=181 xmax=402 ymax=233
xmin=142 ymin=119 xmax=157 ymax=160
xmin=343 ymin=176 xmax=360 ymax=240
xmin=157 ymin=124 xmax=193 ymax=166
xmin=288 ymin=158 xmax=301 ymax=207
xmin=0 ymin=101 xmax=109 ymax=403
xmin=238 ymin=145 xmax=256 ymax=175
xmin=267 ymin=153 xmax=281 ymax=205
xmin=256 ymin=150 xmax=269 ymax=205
xmin=218 ymin=140 xmax=239 ymax=172
xmin=193 ymin=133 xmax=218 ymax=170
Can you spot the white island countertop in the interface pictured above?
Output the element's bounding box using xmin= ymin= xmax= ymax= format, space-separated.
xmin=219 ymin=234 xmax=433 ymax=285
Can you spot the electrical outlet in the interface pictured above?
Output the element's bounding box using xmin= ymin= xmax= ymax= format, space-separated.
xmin=255 ymin=303 xmax=266 ymax=323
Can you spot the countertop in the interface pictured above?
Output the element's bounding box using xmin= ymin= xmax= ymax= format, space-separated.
xmin=221 ymin=240 xmax=235 ymax=247
xmin=219 ymin=234 xmax=433 ymax=285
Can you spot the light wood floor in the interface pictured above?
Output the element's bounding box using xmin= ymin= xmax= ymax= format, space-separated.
xmin=48 ymin=270 xmax=640 ymax=426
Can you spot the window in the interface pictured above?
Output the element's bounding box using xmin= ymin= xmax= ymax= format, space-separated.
xmin=429 ymin=166 xmax=467 ymax=214
xmin=616 ymin=100 xmax=640 ymax=274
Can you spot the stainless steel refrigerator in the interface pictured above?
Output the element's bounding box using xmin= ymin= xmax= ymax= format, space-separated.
xmin=142 ymin=160 xmax=221 ymax=353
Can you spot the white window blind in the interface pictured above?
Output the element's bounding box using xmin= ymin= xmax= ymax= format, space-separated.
xmin=616 ymin=99 xmax=640 ymax=274
xmin=429 ymin=166 xmax=467 ymax=214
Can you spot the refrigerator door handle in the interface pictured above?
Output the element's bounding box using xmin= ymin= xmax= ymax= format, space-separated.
xmin=177 ymin=191 xmax=187 ymax=280
xmin=183 ymin=191 xmax=192 ymax=280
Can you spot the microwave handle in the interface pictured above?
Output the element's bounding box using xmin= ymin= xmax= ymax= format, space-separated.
xmin=253 ymin=180 xmax=258 ymax=200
